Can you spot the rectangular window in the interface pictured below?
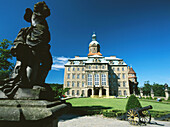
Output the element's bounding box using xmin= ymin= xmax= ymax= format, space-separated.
xmin=68 ymin=67 xmax=70 ymax=71
xmin=67 ymin=90 xmax=70 ymax=95
xmin=82 ymin=74 xmax=85 ymax=79
xmin=77 ymin=90 xmax=79 ymax=95
xmin=72 ymin=82 xmax=75 ymax=87
xmin=118 ymin=73 xmax=120 ymax=78
xmin=82 ymin=68 xmax=84 ymax=71
xmin=77 ymin=74 xmax=80 ymax=79
xmin=72 ymin=74 xmax=75 ymax=79
xmin=77 ymin=82 xmax=80 ymax=87
xmin=77 ymin=68 xmax=79 ymax=71
xmin=118 ymin=90 xmax=122 ymax=95
xmin=88 ymin=74 xmax=92 ymax=85
xmin=123 ymin=81 xmax=126 ymax=87
xmin=67 ymin=74 xmax=70 ymax=79
xmin=122 ymin=73 xmax=125 ymax=79
xmin=82 ymin=82 xmax=84 ymax=87
xmin=112 ymin=67 xmax=115 ymax=71
xmin=118 ymin=81 xmax=121 ymax=87
xmin=117 ymin=68 xmax=119 ymax=71
xmin=122 ymin=68 xmax=124 ymax=71
xmin=67 ymin=82 xmax=70 ymax=87
xmin=72 ymin=90 xmax=75 ymax=96
xmin=82 ymin=90 xmax=84 ymax=95
xmin=73 ymin=68 xmax=75 ymax=71
xmin=102 ymin=74 xmax=106 ymax=85
xmin=95 ymin=74 xmax=99 ymax=86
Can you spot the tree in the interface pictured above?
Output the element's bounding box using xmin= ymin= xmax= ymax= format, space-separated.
xmin=152 ymin=83 xmax=165 ymax=97
xmin=125 ymin=94 xmax=142 ymax=111
xmin=143 ymin=81 xmax=151 ymax=96
xmin=0 ymin=39 xmax=14 ymax=80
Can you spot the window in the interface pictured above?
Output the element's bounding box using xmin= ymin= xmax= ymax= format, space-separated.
xmin=119 ymin=90 xmax=122 ymax=95
xmin=89 ymin=66 xmax=91 ymax=69
xmin=67 ymin=81 xmax=70 ymax=87
xmin=77 ymin=68 xmax=79 ymax=71
xmin=113 ymin=75 xmax=116 ymax=78
xmin=72 ymin=74 xmax=75 ymax=79
xmin=118 ymin=73 xmax=120 ymax=78
xmin=73 ymin=68 xmax=75 ymax=71
xmin=82 ymin=90 xmax=84 ymax=96
xmin=77 ymin=90 xmax=79 ymax=95
xmin=67 ymin=90 xmax=70 ymax=95
xmin=67 ymin=74 xmax=70 ymax=79
xmin=82 ymin=68 xmax=84 ymax=71
xmin=122 ymin=68 xmax=124 ymax=71
xmin=72 ymin=90 xmax=75 ymax=96
xmin=82 ymin=82 xmax=85 ymax=87
xmin=117 ymin=68 xmax=119 ymax=71
xmin=96 ymin=66 xmax=98 ymax=69
xmin=102 ymin=66 xmax=105 ymax=69
xmin=124 ymin=90 xmax=127 ymax=96
xmin=77 ymin=82 xmax=80 ymax=87
xmin=72 ymin=82 xmax=75 ymax=87
xmin=118 ymin=81 xmax=121 ymax=87
xmin=95 ymin=74 xmax=99 ymax=85
xmin=123 ymin=81 xmax=126 ymax=87
xmin=88 ymin=74 xmax=92 ymax=85
xmin=82 ymin=74 xmax=85 ymax=79
xmin=112 ymin=67 xmax=115 ymax=71
xmin=77 ymin=74 xmax=80 ymax=79
xmin=102 ymin=74 xmax=106 ymax=85
xmin=122 ymin=73 xmax=125 ymax=79
xmin=68 ymin=67 xmax=70 ymax=71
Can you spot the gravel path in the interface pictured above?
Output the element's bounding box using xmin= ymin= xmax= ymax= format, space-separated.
xmin=58 ymin=114 xmax=170 ymax=127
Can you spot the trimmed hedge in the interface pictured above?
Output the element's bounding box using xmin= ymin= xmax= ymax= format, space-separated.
xmin=125 ymin=94 xmax=142 ymax=111
xmin=102 ymin=110 xmax=126 ymax=118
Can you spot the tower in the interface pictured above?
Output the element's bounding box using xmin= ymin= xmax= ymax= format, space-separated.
xmin=88 ymin=33 xmax=102 ymax=56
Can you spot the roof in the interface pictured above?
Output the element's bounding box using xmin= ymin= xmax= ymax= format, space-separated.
xmin=128 ymin=67 xmax=136 ymax=74
xmin=88 ymin=52 xmax=102 ymax=56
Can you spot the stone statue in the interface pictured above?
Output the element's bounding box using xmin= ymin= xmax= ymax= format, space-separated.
xmin=0 ymin=1 xmax=53 ymax=98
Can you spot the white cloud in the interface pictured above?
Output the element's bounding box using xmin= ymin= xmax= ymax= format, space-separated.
xmin=52 ymin=56 xmax=69 ymax=71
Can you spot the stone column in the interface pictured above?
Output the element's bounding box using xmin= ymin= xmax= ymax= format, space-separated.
xmin=92 ymin=88 xmax=94 ymax=97
xmin=165 ymin=84 xmax=169 ymax=100
xmin=140 ymin=88 xmax=143 ymax=97
xmin=151 ymin=87 xmax=154 ymax=99
xmin=99 ymin=87 xmax=102 ymax=97
xmin=106 ymin=88 xmax=109 ymax=97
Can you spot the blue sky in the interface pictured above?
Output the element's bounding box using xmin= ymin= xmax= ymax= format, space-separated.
xmin=0 ymin=0 xmax=170 ymax=87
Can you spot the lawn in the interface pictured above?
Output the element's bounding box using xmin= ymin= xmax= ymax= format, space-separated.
xmin=66 ymin=98 xmax=170 ymax=118
xmin=67 ymin=98 xmax=170 ymax=112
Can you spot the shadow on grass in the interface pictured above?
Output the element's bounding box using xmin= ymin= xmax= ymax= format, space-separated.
xmin=59 ymin=105 xmax=112 ymax=121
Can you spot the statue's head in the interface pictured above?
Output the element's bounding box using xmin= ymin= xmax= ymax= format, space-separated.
xmin=34 ymin=1 xmax=50 ymax=18
xmin=24 ymin=1 xmax=50 ymax=23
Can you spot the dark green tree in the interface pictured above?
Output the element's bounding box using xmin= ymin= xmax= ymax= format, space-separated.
xmin=126 ymin=94 xmax=142 ymax=111
xmin=152 ymin=83 xmax=165 ymax=97
xmin=0 ymin=39 xmax=14 ymax=80
xmin=143 ymin=81 xmax=151 ymax=96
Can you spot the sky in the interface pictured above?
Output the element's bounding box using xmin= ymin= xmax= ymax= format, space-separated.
xmin=0 ymin=0 xmax=170 ymax=87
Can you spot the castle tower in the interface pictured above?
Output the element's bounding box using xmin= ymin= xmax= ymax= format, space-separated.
xmin=88 ymin=33 xmax=102 ymax=56
xmin=128 ymin=67 xmax=138 ymax=95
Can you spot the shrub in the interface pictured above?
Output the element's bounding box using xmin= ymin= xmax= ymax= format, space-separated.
xmin=125 ymin=94 xmax=142 ymax=111
xmin=149 ymin=96 xmax=153 ymax=99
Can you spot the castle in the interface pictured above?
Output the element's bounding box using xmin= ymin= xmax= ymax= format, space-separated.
xmin=63 ymin=33 xmax=138 ymax=97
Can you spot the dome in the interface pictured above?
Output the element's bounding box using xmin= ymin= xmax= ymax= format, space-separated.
xmin=89 ymin=33 xmax=99 ymax=46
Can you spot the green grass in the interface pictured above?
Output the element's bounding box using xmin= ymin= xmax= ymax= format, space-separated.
xmin=67 ymin=98 xmax=170 ymax=111
xmin=66 ymin=98 xmax=170 ymax=117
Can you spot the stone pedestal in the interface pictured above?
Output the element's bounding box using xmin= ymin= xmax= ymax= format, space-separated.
xmin=0 ymin=99 xmax=71 ymax=127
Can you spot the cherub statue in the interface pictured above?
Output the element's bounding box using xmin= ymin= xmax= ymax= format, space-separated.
xmin=0 ymin=1 xmax=53 ymax=98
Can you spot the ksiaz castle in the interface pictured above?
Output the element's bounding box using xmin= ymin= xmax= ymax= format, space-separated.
xmin=64 ymin=33 xmax=138 ymax=97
